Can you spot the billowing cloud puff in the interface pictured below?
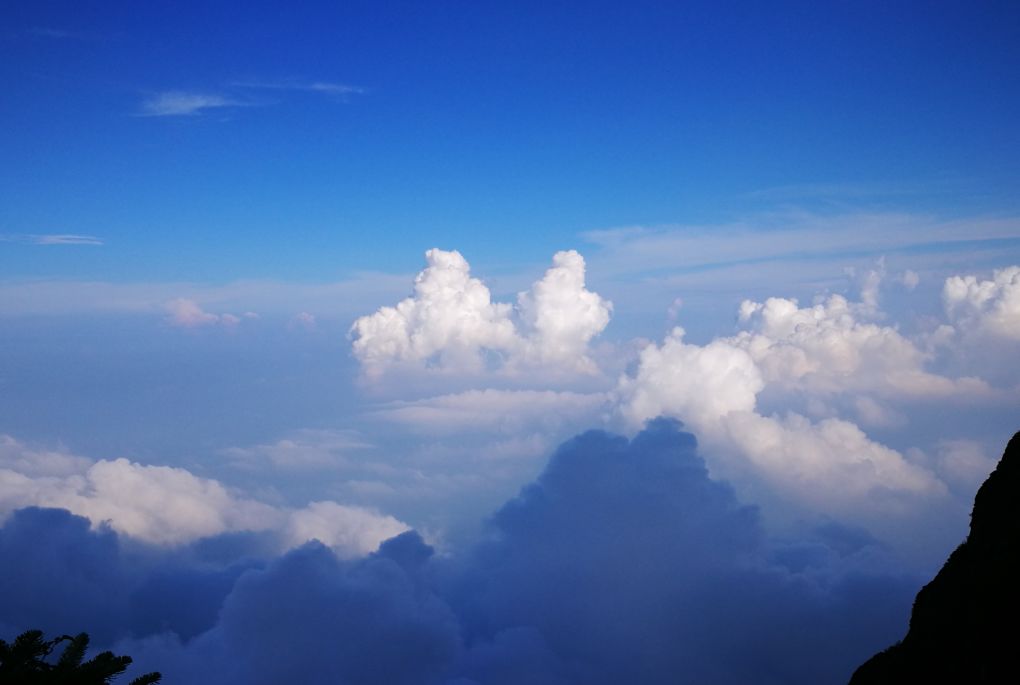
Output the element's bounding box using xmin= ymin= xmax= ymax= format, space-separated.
xmin=516 ymin=250 xmax=612 ymax=371
xmin=943 ymin=265 xmax=1020 ymax=341
xmin=721 ymin=412 xmax=944 ymax=508
xmin=35 ymin=458 xmax=278 ymax=545
xmin=731 ymin=294 xmax=989 ymax=398
xmin=350 ymin=249 xmax=519 ymax=373
xmin=616 ymin=327 xmax=763 ymax=428
xmin=0 ymin=435 xmax=406 ymax=554
xmin=616 ymin=298 xmax=955 ymax=524
xmin=284 ymin=501 xmax=408 ymax=558
xmin=350 ymin=249 xmax=611 ymax=376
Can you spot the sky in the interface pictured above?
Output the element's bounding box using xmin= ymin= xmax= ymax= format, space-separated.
xmin=2 ymin=2 xmax=1020 ymax=683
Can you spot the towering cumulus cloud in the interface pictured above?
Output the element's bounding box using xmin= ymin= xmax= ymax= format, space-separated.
xmin=350 ymin=249 xmax=611 ymax=376
xmin=350 ymin=249 xmax=519 ymax=373
xmin=516 ymin=249 xmax=612 ymax=371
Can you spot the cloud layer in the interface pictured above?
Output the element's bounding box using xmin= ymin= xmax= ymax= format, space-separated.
xmin=1 ymin=422 xmax=919 ymax=685
xmin=0 ymin=435 xmax=406 ymax=556
xmin=353 ymin=251 xmax=1019 ymax=550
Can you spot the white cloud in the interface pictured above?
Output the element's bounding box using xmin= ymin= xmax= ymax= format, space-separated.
xmin=616 ymin=327 xmax=762 ymax=429
xmin=720 ymin=412 xmax=944 ymax=507
xmin=52 ymin=459 xmax=279 ymax=545
xmin=583 ymin=212 xmax=1020 ymax=279
xmin=0 ymin=233 xmax=103 ymax=245
xmin=350 ymin=249 xmax=611 ymax=377
xmin=223 ymin=429 xmax=372 ymax=470
xmin=164 ymin=298 xmax=248 ymax=328
xmin=372 ymin=389 xmax=608 ymax=436
xmin=0 ymin=435 xmax=407 ymax=555
xmin=350 ymin=248 xmax=519 ymax=373
xmin=614 ymin=280 xmax=979 ymax=526
xmin=138 ymin=91 xmax=245 ymax=117
xmin=232 ymin=80 xmax=364 ymax=97
xmin=943 ymin=265 xmax=1020 ymax=341
xmin=0 ymin=435 xmax=91 ymax=477
xmin=729 ymin=292 xmax=990 ymax=399
xmin=516 ymin=250 xmax=612 ymax=372
xmin=284 ymin=501 xmax=408 ymax=558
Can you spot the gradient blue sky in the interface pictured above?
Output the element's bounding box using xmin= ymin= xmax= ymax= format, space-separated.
xmin=3 ymin=1 xmax=1020 ymax=282
xmin=2 ymin=4 xmax=1020 ymax=682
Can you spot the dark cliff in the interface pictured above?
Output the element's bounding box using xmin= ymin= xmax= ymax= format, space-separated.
xmin=849 ymin=431 xmax=1020 ymax=684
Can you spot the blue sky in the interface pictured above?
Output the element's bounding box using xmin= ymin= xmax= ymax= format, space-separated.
xmin=2 ymin=3 xmax=1020 ymax=683
xmin=3 ymin=1 xmax=1020 ymax=281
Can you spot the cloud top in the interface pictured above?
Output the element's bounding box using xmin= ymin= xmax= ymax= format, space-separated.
xmin=944 ymin=265 xmax=1020 ymax=341
xmin=350 ymin=249 xmax=611 ymax=377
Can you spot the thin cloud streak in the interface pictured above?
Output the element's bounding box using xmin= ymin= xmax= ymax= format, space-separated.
xmin=137 ymin=91 xmax=248 ymax=117
xmin=231 ymin=79 xmax=365 ymax=97
xmin=137 ymin=80 xmax=362 ymax=118
xmin=583 ymin=212 xmax=1020 ymax=280
xmin=0 ymin=233 xmax=103 ymax=245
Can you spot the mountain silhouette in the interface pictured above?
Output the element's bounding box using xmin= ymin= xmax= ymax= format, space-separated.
xmin=849 ymin=431 xmax=1020 ymax=684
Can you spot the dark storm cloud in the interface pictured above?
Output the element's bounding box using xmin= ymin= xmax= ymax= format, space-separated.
xmin=1 ymin=421 xmax=919 ymax=684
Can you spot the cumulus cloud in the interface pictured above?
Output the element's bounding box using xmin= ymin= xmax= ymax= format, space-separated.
xmin=943 ymin=265 xmax=1020 ymax=341
xmin=720 ymin=413 xmax=944 ymax=510
xmin=0 ymin=435 xmax=406 ymax=555
xmin=616 ymin=326 xmax=763 ymax=429
xmin=348 ymin=255 xmax=1008 ymax=534
xmin=515 ymin=250 xmax=613 ymax=371
xmin=2 ymin=423 xmax=920 ymax=685
xmin=444 ymin=421 xmax=916 ymax=685
xmin=164 ymin=298 xmax=248 ymax=328
xmin=283 ymin=501 xmax=409 ymax=559
xmin=350 ymin=249 xmax=519 ymax=373
xmin=730 ymin=293 xmax=989 ymax=399
xmin=350 ymin=249 xmax=611 ymax=377
xmin=614 ymin=281 xmax=973 ymax=527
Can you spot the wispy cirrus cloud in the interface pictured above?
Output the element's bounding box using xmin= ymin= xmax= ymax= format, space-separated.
xmin=231 ymin=79 xmax=365 ymax=98
xmin=23 ymin=27 xmax=106 ymax=40
xmin=1 ymin=233 xmax=103 ymax=245
xmin=137 ymin=80 xmax=363 ymax=118
xmin=137 ymin=91 xmax=248 ymax=117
